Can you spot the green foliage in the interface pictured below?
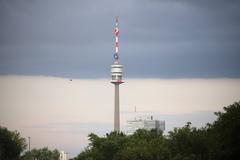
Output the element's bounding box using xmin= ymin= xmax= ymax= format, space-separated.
xmin=0 ymin=126 xmax=27 ymax=160
xmin=115 ymin=129 xmax=170 ymax=160
xmin=168 ymin=122 xmax=208 ymax=160
xmin=207 ymin=101 xmax=240 ymax=160
xmin=76 ymin=132 xmax=127 ymax=160
xmin=75 ymin=129 xmax=169 ymax=160
xmin=75 ymin=101 xmax=240 ymax=160
xmin=21 ymin=147 xmax=60 ymax=160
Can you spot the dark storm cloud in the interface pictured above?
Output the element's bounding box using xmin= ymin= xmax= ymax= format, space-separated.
xmin=0 ymin=0 xmax=240 ymax=78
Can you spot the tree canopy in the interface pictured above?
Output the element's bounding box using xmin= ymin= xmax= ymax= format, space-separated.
xmin=20 ymin=147 xmax=60 ymax=160
xmin=0 ymin=126 xmax=27 ymax=160
xmin=75 ymin=101 xmax=240 ymax=160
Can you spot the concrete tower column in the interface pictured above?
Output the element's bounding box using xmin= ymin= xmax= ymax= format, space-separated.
xmin=114 ymin=83 xmax=120 ymax=131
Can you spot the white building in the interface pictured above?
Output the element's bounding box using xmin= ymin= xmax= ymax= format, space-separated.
xmin=126 ymin=115 xmax=165 ymax=135
xmin=59 ymin=151 xmax=68 ymax=160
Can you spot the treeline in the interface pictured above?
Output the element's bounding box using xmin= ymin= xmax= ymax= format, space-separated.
xmin=75 ymin=101 xmax=240 ymax=160
xmin=21 ymin=148 xmax=60 ymax=160
xmin=0 ymin=101 xmax=239 ymax=160
xmin=0 ymin=127 xmax=59 ymax=160
xmin=0 ymin=126 xmax=26 ymax=160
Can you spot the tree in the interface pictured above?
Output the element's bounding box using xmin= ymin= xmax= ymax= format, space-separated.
xmin=0 ymin=126 xmax=27 ymax=160
xmin=168 ymin=122 xmax=208 ymax=160
xmin=74 ymin=101 xmax=240 ymax=160
xmin=75 ymin=132 xmax=128 ymax=160
xmin=75 ymin=129 xmax=170 ymax=160
xmin=115 ymin=129 xmax=170 ymax=160
xmin=21 ymin=147 xmax=60 ymax=160
xmin=207 ymin=101 xmax=240 ymax=160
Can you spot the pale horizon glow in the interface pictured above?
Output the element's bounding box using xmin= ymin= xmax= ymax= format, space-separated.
xmin=1 ymin=75 xmax=240 ymax=157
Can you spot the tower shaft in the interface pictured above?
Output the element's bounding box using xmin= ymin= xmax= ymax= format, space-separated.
xmin=114 ymin=84 xmax=120 ymax=131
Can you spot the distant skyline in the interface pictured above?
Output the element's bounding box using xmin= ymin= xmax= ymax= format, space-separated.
xmin=0 ymin=0 xmax=240 ymax=78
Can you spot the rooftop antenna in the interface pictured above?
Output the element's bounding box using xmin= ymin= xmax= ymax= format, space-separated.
xmin=134 ymin=106 xmax=137 ymax=120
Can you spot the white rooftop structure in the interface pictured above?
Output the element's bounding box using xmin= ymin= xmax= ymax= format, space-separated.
xmin=126 ymin=115 xmax=165 ymax=135
xmin=59 ymin=151 xmax=68 ymax=160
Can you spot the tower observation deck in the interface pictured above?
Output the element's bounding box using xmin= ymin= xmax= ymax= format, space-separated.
xmin=111 ymin=17 xmax=124 ymax=132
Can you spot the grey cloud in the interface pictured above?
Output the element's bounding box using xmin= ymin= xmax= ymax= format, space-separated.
xmin=0 ymin=0 xmax=240 ymax=78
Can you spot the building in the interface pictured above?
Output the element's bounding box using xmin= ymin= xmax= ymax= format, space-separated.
xmin=126 ymin=116 xmax=165 ymax=135
xmin=59 ymin=151 xmax=68 ymax=160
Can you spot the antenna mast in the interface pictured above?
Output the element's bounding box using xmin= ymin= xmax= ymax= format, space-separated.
xmin=114 ymin=16 xmax=120 ymax=63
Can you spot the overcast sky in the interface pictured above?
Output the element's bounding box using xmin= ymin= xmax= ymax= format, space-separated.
xmin=1 ymin=0 xmax=240 ymax=78
xmin=1 ymin=0 xmax=240 ymax=158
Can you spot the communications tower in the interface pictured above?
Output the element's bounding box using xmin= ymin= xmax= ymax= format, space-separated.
xmin=111 ymin=17 xmax=124 ymax=132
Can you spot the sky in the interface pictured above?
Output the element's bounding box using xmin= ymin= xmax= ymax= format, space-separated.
xmin=1 ymin=0 xmax=240 ymax=78
xmin=1 ymin=0 xmax=240 ymax=158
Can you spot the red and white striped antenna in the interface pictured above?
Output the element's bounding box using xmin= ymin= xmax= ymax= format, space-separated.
xmin=114 ymin=16 xmax=120 ymax=63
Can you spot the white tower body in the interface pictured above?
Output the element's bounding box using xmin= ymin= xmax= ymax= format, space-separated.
xmin=111 ymin=17 xmax=124 ymax=132
xmin=111 ymin=64 xmax=123 ymax=83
